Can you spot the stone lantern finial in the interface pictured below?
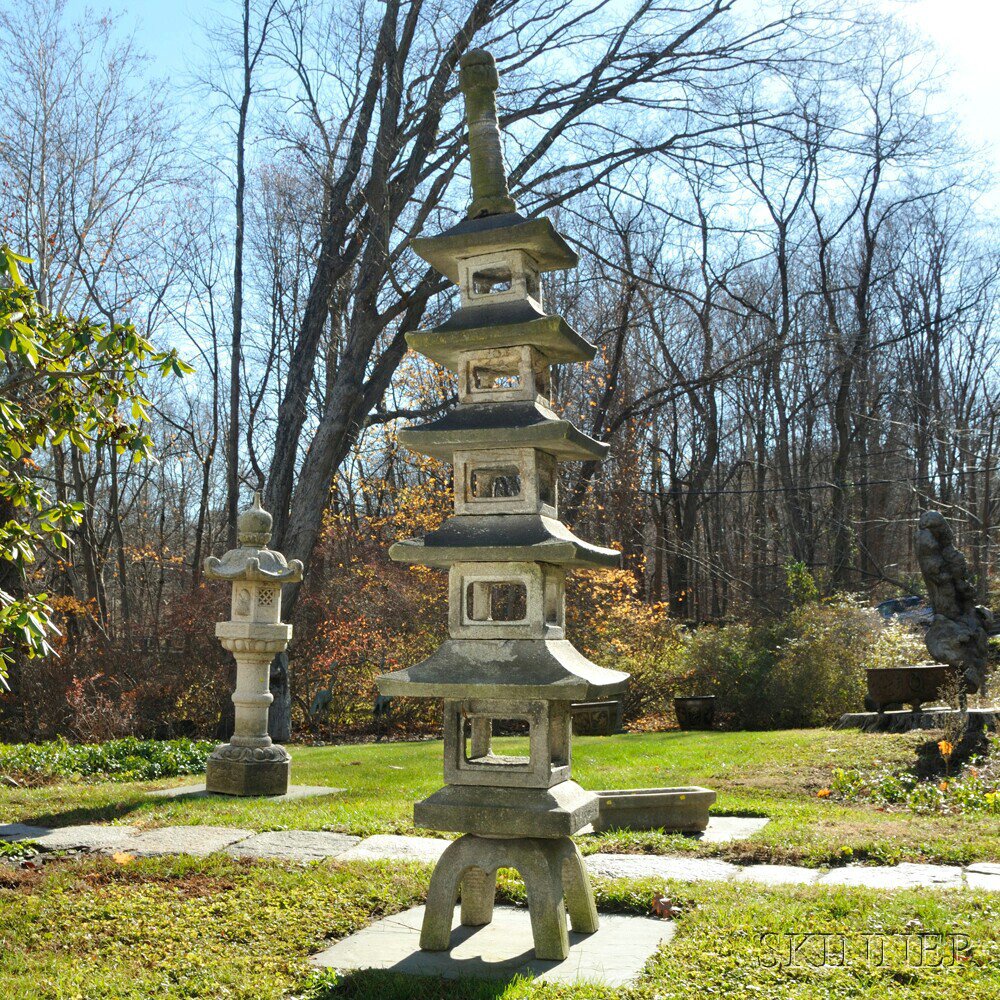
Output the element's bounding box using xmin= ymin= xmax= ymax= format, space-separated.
xmin=459 ymin=49 xmax=517 ymax=219
xmin=238 ymin=490 xmax=272 ymax=548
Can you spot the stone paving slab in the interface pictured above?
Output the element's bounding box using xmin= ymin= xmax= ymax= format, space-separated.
xmin=32 ymin=825 xmax=140 ymax=853
xmin=11 ymin=821 xmax=1000 ymax=896
xmin=0 ymin=823 xmax=50 ymax=841
xmin=966 ymin=862 xmax=1000 ymax=876
xmin=227 ymin=830 xmax=360 ymax=862
xmin=695 ymin=817 xmax=769 ymax=843
xmin=337 ymin=834 xmax=452 ymax=864
xmin=310 ymin=904 xmax=674 ymax=986
xmin=818 ymin=863 xmax=963 ymax=890
xmin=126 ymin=825 xmax=254 ymax=857
xmin=732 ymin=864 xmax=821 ymax=886
xmin=148 ymin=783 xmax=343 ymax=801
xmin=966 ymin=871 xmax=1000 ymax=891
xmin=585 ymin=852 xmax=738 ymax=882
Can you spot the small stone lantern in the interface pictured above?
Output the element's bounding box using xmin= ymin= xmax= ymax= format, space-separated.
xmin=203 ymin=493 xmax=303 ymax=796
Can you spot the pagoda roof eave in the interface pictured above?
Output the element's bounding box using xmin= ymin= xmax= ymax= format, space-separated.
xmin=406 ymin=313 xmax=596 ymax=370
xmin=397 ymin=401 xmax=609 ymax=462
xmin=375 ymin=638 xmax=628 ymax=700
xmin=204 ymin=548 xmax=304 ymax=584
xmin=411 ymin=213 xmax=577 ymax=282
xmin=388 ymin=514 xmax=622 ymax=569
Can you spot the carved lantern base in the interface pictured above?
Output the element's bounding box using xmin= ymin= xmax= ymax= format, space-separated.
xmin=206 ymin=743 xmax=291 ymax=796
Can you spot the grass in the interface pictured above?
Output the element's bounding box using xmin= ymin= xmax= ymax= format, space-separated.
xmin=1 ymin=853 xmax=998 ymax=999
xmin=4 ymin=728 xmax=1000 ymax=866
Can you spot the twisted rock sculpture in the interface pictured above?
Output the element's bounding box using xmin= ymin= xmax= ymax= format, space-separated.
xmin=915 ymin=510 xmax=993 ymax=693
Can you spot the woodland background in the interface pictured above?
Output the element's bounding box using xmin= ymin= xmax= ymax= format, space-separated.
xmin=0 ymin=0 xmax=996 ymax=740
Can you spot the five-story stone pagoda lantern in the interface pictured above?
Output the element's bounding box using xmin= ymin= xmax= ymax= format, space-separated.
xmin=376 ymin=49 xmax=628 ymax=962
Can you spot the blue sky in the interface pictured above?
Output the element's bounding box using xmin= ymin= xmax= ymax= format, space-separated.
xmin=67 ymin=0 xmax=999 ymax=172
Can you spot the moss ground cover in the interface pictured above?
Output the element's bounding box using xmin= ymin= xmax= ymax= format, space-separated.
xmin=1 ymin=853 xmax=997 ymax=1000
xmin=4 ymin=729 xmax=1000 ymax=866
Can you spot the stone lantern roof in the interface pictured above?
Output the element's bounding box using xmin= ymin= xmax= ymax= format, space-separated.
xmin=204 ymin=492 xmax=304 ymax=585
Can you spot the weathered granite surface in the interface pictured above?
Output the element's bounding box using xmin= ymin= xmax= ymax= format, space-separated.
xmin=732 ymin=864 xmax=821 ymax=885
xmin=203 ymin=494 xmax=302 ymax=797
xmin=835 ymin=707 xmax=1000 ymax=732
xmin=148 ymin=782 xmax=342 ymax=801
xmin=127 ymin=825 xmax=255 ymax=857
xmin=818 ymin=863 xmax=963 ymax=890
xmin=585 ymin=853 xmax=738 ymax=882
xmin=310 ymin=904 xmax=675 ymax=986
xmin=592 ymin=787 xmax=717 ymax=834
xmin=226 ymin=830 xmax=360 ymax=862
xmin=337 ymin=834 xmax=452 ymax=864
xmin=0 ymin=823 xmax=49 ymax=840
xmin=4 ymin=822 xmax=1000 ymax=893
xmin=32 ymin=825 xmax=139 ymax=852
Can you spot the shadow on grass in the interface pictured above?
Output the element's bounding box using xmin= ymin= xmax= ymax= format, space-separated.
xmin=16 ymin=796 xmax=155 ymax=829
xmin=301 ymin=968 xmax=534 ymax=1000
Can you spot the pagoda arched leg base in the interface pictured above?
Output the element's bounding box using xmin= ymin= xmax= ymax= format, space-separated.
xmin=419 ymin=833 xmax=598 ymax=960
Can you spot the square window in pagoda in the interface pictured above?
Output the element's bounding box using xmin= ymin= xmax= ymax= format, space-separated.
xmin=464 ymin=580 xmax=528 ymax=624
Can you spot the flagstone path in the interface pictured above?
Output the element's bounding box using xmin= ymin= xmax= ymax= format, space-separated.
xmin=2 ymin=820 xmax=999 ymax=891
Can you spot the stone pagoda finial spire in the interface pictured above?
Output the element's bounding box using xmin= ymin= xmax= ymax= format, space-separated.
xmin=460 ymin=49 xmax=517 ymax=218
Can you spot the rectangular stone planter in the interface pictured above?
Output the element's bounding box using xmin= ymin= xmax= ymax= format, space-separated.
xmin=571 ymin=699 xmax=623 ymax=736
xmin=866 ymin=664 xmax=973 ymax=713
xmin=592 ymin=786 xmax=716 ymax=833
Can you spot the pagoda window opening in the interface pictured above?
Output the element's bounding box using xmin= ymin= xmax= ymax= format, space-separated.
xmin=471 ymin=265 xmax=513 ymax=296
xmin=543 ymin=569 xmax=565 ymax=629
xmin=462 ymin=716 xmax=530 ymax=769
xmin=538 ymin=460 xmax=557 ymax=508
xmin=534 ymin=366 xmax=551 ymax=399
xmin=472 ymin=363 xmax=521 ymax=392
xmin=465 ymin=580 xmax=528 ymax=623
xmin=525 ymin=268 xmax=541 ymax=303
xmin=469 ymin=464 xmax=523 ymax=501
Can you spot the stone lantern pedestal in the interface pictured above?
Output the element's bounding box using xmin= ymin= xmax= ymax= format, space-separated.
xmin=204 ymin=494 xmax=303 ymax=797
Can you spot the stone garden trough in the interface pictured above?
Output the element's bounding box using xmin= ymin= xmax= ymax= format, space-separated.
xmin=592 ymin=786 xmax=716 ymax=834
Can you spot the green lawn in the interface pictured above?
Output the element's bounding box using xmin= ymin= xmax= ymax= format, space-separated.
xmin=3 ymin=729 xmax=998 ymax=867
xmin=1 ymin=853 xmax=996 ymax=1000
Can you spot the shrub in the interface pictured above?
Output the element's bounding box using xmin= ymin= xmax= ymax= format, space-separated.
xmin=0 ymin=736 xmax=212 ymax=782
xmin=680 ymin=597 xmax=920 ymax=729
xmin=680 ymin=620 xmax=782 ymax=728
xmin=769 ymin=597 xmax=884 ymax=727
xmin=568 ymin=569 xmax=685 ymax=720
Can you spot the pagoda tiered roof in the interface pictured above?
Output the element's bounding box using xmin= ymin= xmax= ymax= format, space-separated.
xmin=398 ymin=401 xmax=608 ymax=462
xmin=376 ymin=637 xmax=628 ymax=700
xmin=407 ymin=305 xmax=595 ymax=370
xmin=389 ymin=513 xmax=620 ymax=569
xmin=411 ymin=211 xmax=577 ymax=283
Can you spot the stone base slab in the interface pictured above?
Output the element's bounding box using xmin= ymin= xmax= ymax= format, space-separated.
xmin=337 ymin=834 xmax=453 ymax=864
xmin=695 ymin=816 xmax=769 ymax=842
xmin=205 ymin=756 xmax=290 ymax=796
xmin=148 ymin=783 xmax=341 ymax=801
xmin=310 ymin=904 xmax=674 ymax=986
xmin=834 ymin=707 xmax=1000 ymax=733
